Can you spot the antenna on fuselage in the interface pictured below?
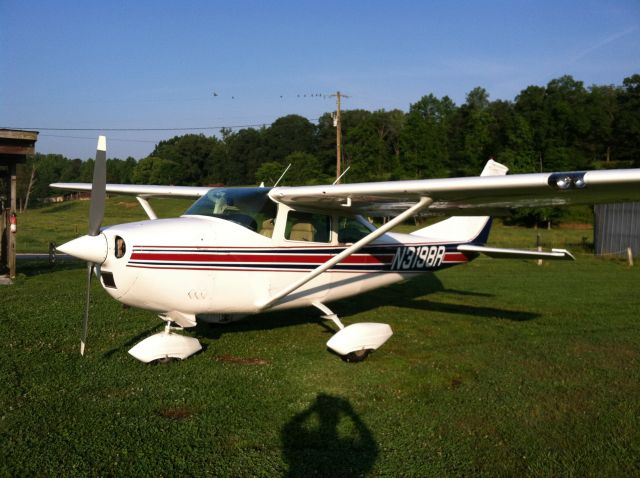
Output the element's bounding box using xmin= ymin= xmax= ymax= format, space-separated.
xmin=273 ymin=163 xmax=292 ymax=187
xmin=332 ymin=165 xmax=350 ymax=185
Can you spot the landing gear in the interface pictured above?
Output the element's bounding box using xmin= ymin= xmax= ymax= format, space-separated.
xmin=342 ymin=349 xmax=372 ymax=363
xmin=313 ymin=302 xmax=393 ymax=362
xmin=128 ymin=317 xmax=202 ymax=363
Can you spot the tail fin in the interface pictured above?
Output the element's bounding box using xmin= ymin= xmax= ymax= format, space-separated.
xmin=411 ymin=160 xmax=508 ymax=245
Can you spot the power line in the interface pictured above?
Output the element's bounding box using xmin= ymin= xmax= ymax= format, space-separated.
xmin=1 ymin=118 xmax=322 ymax=133
xmin=2 ymin=124 xmax=266 ymax=132
xmin=39 ymin=134 xmax=159 ymax=144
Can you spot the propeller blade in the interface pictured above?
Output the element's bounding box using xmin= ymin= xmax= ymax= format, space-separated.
xmin=88 ymin=136 xmax=107 ymax=236
xmin=81 ymin=263 xmax=93 ymax=355
xmin=80 ymin=135 xmax=106 ymax=355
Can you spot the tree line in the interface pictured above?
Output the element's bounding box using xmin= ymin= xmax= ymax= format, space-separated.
xmin=12 ymin=74 xmax=640 ymax=208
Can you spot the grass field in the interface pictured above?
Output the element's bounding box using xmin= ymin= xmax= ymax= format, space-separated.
xmin=2 ymin=199 xmax=639 ymax=476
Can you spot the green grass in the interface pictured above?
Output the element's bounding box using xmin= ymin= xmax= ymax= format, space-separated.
xmin=3 ymin=198 xmax=638 ymax=476
xmin=2 ymin=253 xmax=639 ymax=474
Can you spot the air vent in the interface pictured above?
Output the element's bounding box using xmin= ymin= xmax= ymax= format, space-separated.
xmin=101 ymin=271 xmax=117 ymax=289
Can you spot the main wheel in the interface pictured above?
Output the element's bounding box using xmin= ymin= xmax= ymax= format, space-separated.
xmin=341 ymin=349 xmax=372 ymax=363
xmin=153 ymin=356 xmax=177 ymax=365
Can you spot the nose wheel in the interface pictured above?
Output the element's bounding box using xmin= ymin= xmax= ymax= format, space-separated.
xmin=128 ymin=318 xmax=202 ymax=363
xmin=342 ymin=349 xmax=372 ymax=363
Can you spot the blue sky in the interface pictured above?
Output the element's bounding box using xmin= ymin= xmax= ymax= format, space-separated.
xmin=1 ymin=0 xmax=638 ymax=160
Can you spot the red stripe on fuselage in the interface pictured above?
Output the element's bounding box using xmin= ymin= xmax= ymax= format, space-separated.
xmin=443 ymin=252 xmax=468 ymax=262
xmin=129 ymin=252 xmax=395 ymax=265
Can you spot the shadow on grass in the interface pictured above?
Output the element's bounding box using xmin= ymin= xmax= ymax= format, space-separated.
xmin=281 ymin=393 xmax=378 ymax=478
xmin=194 ymin=274 xmax=446 ymax=340
xmin=14 ymin=259 xmax=85 ymax=277
xmin=102 ymin=323 xmax=164 ymax=359
xmin=403 ymin=299 xmax=538 ymax=321
xmin=195 ymin=272 xmax=535 ymax=341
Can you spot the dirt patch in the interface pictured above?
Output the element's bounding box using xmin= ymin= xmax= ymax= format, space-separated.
xmin=116 ymin=201 xmax=139 ymax=209
xmin=157 ymin=406 xmax=194 ymax=421
xmin=214 ymin=354 xmax=270 ymax=366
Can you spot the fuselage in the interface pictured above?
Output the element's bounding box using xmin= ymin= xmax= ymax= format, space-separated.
xmin=94 ymin=187 xmax=474 ymax=317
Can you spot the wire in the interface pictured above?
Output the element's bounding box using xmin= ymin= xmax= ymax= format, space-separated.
xmin=1 ymin=118 xmax=321 ymax=132
xmin=39 ymin=134 xmax=159 ymax=143
xmin=3 ymin=125 xmax=262 ymax=132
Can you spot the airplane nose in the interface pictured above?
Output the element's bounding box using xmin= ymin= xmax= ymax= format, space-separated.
xmin=57 ymin=233 xmax=108 ymax=264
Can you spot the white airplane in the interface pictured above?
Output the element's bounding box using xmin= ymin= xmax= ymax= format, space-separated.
xmin=53 ymin=136 xmax=640 ymax=363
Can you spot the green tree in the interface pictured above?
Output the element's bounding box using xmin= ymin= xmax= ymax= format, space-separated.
xmin=543 ymin=75 xmax=590 ymax=170
xmin=28 ymin=154 xmax=72 ymax=200
xmin=400 ymin=94 xmax=455 ymax=178
xmin=317 ymin=110 xmax=373 ymax=179
xmin=613 ymin=74 xmax=640 ymax=164
xmin=343 ymin=110 xmax=404 ymax=182
xmin=514 ymin=85 xmax=549 ymax=164
xmin=132 ymin=156 xmax=179 ymax=184
xmin=150 ymin=134 xmax=220 ymax=185
xmin=255 ymin=161 xmax=286 ymax=186
xmin=263 ymin=115 xmax=317 ymax=164
xmin=283 ymin=151 xmax=330 ymax=185
xmin=107 ymin=157 xmax=136 ymax=183
xmin=450 ymin=87 xmax=493 ymax=175
xmin=583 ymin=85 xmax=618 ymax=163
xmin=255 ymin=152 xmax=329 ymax=186
xmin=223 ymin=127 xmax=266 ymax=185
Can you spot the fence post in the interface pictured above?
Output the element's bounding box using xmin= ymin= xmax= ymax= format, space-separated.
xmin=49 ymin=242 xmax=57 ymax=266
xmin=537 ymin=233 xmax=542 ymax=266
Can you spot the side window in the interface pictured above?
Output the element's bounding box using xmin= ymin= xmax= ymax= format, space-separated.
xmin=338 ymin=216 xmax=371 ymax=243
xmin=285 ymin=211 xmax=331 ymax=243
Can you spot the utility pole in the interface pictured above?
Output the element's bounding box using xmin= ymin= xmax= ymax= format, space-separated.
xmin=330 ymin=91 xmax=349 ymax=183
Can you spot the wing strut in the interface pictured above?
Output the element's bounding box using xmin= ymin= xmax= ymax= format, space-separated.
xmin=136 ymin=195 xmax=158 ymax=220
xmin=256 ymin=196 xmax=433 ymax=310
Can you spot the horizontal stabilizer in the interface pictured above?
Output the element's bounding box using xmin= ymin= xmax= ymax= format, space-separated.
xmin=458 ymin=244 xmax=575 ymax=261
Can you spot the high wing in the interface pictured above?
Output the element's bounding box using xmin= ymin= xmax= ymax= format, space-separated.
xmin=50 ymin=183 xmax=210 ymax=198
xmin=53 ymin=165 xmax=640 ymax=215
xmin=268 ymin=167 xmax=640 ymax=216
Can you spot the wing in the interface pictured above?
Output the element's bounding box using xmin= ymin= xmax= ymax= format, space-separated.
xmin=269 ymin=168 xmax=640 ymax=216
xmin=50 ymin=182 xmax=210 ymax=198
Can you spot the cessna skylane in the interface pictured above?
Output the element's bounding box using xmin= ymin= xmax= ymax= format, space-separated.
xmin=53 ymin=136 xmax=640 ymax=363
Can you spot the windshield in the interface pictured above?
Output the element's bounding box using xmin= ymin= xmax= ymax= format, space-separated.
xmin=184 ymin=187 xmax=277 ymax=236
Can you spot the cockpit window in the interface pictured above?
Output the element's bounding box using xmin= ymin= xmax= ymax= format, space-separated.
xmin=184 ymin=188 xmax=277 ymax=236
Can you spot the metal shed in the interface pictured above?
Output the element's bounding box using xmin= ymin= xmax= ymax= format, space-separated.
xmin=594 ymin=202 xmax=640 ymax=258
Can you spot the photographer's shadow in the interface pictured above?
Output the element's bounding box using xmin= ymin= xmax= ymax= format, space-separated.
xmin=281 ymin=393 xmax=378 ymax=477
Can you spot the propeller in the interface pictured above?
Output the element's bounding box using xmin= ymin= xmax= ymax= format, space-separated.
xmin=80 ymin=135 xmax=107 ymax=355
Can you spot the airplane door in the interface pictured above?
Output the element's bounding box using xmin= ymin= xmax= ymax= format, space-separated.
xmin=267 ymin=209 xmax=334 ymax=306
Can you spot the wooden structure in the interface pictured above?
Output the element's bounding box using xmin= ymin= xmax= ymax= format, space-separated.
xmin=1 ymin=129 xmax=39 ymax=279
